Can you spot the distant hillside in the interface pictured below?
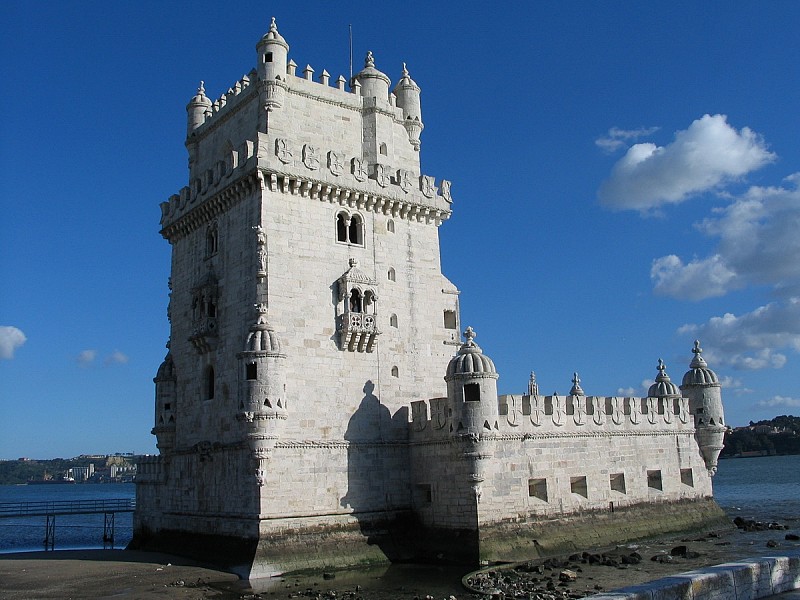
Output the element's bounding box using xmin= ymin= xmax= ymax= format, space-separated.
xmin=721 ymin=414 xmax=800 ymax=458
xmin=0 ymin=455 xmax=138 ymax=485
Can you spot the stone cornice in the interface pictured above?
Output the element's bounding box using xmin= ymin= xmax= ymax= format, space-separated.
xmin=160 ymin=169 xmax=264 ymax=242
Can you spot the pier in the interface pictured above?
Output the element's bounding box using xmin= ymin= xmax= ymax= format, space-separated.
xmin=0 ymin=498 xmax=136 ymax=550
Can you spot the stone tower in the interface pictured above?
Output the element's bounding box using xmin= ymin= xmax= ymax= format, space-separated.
xmin=132 ymin=19 xmax=459 ymax=578
xmin=680 ymin=340 xmax=726 ymax=475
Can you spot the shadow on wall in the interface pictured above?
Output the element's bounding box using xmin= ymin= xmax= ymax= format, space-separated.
xmin=340 ymin=380 xmax=415 ymax=562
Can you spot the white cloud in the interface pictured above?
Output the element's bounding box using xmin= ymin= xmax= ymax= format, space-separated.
xmin=595 ymin=126 xmax=660 ymax=153
xmin=651 ymin=254 xmax=738 ymax=301
xmin=0 ymin=326 xmax=26 ymax=359
xmin=756 ymin=395 xmax=800 ymax=409
xmin=105 ymin=350 xmax=129 ymax=365
xmin=651 ymin=174 xmax=800 ymax=300
xmin=679 ymin=299 xmax=800 ymax=370
xmin=616 ymin=386 xmax=637 ymax=396
xmin=598 ymin=114 xmax=774 ymax=212
xmin=77 ymin=349 xmax=97 ymax=367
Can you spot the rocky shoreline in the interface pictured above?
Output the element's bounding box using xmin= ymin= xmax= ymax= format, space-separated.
xmin=1 ymin=518 xmax=798 ymax=600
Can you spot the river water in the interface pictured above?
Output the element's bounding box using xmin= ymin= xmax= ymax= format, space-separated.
xmin=1 ymin=455 xmax=798 ymax=554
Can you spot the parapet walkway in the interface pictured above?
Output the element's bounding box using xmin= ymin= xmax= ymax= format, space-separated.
xmin=592 ymin=549 xmax=800 ymax=600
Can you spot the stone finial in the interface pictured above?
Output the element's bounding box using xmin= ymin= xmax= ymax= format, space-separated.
xmin=528 ymin=372 xmax=539 ymax=397
xmin=570 ymin=372 xmax=585 ymax=396
xmin=269 ymin=16 xmax=277 ymax=32
xmin=198 ymin=81 xmax=206 ymax=95
xmin=657 ymin=358 xmax=666 ymax=374
xmin=463 ymin=326 xmax=476 ymax=346
xmin=320 ymin=69 xmax=330 ymax=86
xmin=336 ymin=75 xmax=346 ymax=90
xmin=693 ymin=340 xmax=702 ymax=355
xmin=287 ymin=59 xmax=297 ymax=76
xmin=303 ymin=64 xmax=314 ymax=80
xmin=365 ymin=51 xmax=375 ymax=68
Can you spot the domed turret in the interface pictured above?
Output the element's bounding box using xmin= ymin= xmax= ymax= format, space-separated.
xmin=152 ymin=352 xmax=177 ymax=454
xmin=257 ymin=17 xmax=289 ymax=110
xmin=445 ymin=327 xmax=499 ymax=435
xmin=569 ymin=372 xmax=585 ymax=396
xmin=186 ymin=82 xmax=212 ymax=135
xmin=680 ymin=340 xmax=725 ymax=475
xmin=648 ymin=359 xmax=681 ymax=399
xmin=237 ymin=305 xmax=288 ymax=463
xmin=353 ymin=51 xmax=391 ymax=102
xmin=393 ymin=63 xmax=424 ymax=150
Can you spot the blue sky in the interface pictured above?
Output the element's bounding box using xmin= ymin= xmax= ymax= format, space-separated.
xmin=2 ymin=2 xmax=800 ymax=459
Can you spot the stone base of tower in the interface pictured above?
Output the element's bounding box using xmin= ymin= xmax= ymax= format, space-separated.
xmin=476 ymin=497 xmax=732 ymax=564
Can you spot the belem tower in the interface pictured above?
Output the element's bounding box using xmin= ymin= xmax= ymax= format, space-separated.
xmin=131 ymin=20 xmax=729 ymax=578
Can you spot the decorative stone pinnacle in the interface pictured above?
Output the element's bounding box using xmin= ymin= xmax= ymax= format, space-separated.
xmin=198 ymin=81 xmax=206 ymax=95
xmin=693 ymin=340 xmax=703 ymax=355
xmin=270 ymin=16 xmax=277 ymax=32
xmin=572 ymin=372 xmax=580 ymax=386
xmin=402 ymin=62 xmax=409 ymax=77
xmin=463 ymin=326 xmax=476 ymax=345
xmin=657 ymin=358 xmax=666 ymax=373
xmin=365 ymin=51 xmax=374 ymax=68
xmin=255 ymin=303 xmax=268 ymax=315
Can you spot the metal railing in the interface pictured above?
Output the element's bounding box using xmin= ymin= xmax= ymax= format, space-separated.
xmin=0 ymin=498 xmax=135 ymax=519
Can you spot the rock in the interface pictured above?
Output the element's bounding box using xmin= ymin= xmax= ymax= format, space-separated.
xmin=559 ymin=569 xmax=577 ymax=582
xmin=767 ymin=540 xmax=779 ymax=548
xmin=651 ymin=554 xmax=673 ymax=563
xmin=670 ymin=545 xmax=688 ymax=557
xmin=786 ymin=533 xmax=800 ymax=541
xmin=322 ymin=573 xmax=335 ymax=580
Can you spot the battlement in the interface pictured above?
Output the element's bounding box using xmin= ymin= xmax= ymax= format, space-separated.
xmin=411 ymin=393 xmax=693 ymax=438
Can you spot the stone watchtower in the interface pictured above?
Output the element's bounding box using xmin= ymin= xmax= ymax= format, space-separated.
xmin=132 ymin=19 xmax=460 ymax=577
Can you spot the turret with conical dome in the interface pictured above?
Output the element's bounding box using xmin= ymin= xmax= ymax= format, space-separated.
xmin=257 ymin=17 xmax=289 ymax=111
xmin=393 ymin=63 xmax=424 ymax=150
xmin=680 ymin=340 xmax=725 ymax=475
xmin=186 ymin=82 xmax=212 ymax=136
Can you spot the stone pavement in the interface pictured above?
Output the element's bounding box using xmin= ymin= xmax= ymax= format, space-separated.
xmin=592 ymin=549 xmax=800 ymax=600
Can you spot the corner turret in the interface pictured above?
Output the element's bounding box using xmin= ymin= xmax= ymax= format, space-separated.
xmin=152 ymin=351 xmax=177 ymax=454
xmin=393 ymin=63 xmax=424 ymax=150
xmin=680 ymin=341 xmax=725 ymax=475
xmin=186 ymin=82 xmax=212 ymax=135
xmin=257 ymin=17 xmax=289 ymax=110
xmin=353 ymin=51 xmax=391 ymax=102
xmin=236 ymin=304 xmax=288 ymax=483
xmin=446 ymin=327 xmax=499 ymax=435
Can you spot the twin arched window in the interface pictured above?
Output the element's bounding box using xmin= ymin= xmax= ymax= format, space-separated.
xmin=336 ymin=211 xmax=364 ymax=245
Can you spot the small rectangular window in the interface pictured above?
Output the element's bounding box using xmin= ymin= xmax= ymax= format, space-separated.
xmin=246 ymin=363 xmax=257 ymax=380
xmin=464 ymin=383 xmax=480 ymax=402
xmin=647 ymin=470 xmax=663 ymax=491
xmin=264 ymin=52 xmax=273 ymax=63
xmin=570 ymin=476 xmax=588 ymax=498
xmin=415 ymin=484 xmax=432 ymax=504
xmin=610 ymin=472 xmax=626 ymax=494
xmin=680 ymin=468 xmax=694 ymax=487
xmin=528 ymin=478 xmax=548 ymax=501
xmin=443 ymin=310 xmax=457 ymax=330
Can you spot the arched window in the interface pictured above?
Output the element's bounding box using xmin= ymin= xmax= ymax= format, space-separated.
xmin=390 ymin=314 xmax=398 ymax=327
xmin=336 ymin=212 xmax=347 ymax=242
xmin=348 ymin=214 xmax=363 ymax=245
xmin=206 ymin=366 xmax=215 ymax=400
xmin=363 ymin=290 xmax=376 ymax=314
xmin=349 ymin=289 xmax=363 ymax=313
xmin=391 ymin=366 xmax=399 ymax=377
xmin=387 ymin=219 xmax=395 ymax=233
xmin=387 ymin=267 xmax=396 ymax=281
xmin=379 ymin=142 xmax=388 ymax=155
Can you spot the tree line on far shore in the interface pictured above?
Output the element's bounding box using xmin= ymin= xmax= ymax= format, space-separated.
xmin=721 ymin=415 xmax=800 ymax=458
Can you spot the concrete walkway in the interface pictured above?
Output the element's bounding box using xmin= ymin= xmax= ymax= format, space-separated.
xmin=592 ymin=549 xmax=800 ymax=600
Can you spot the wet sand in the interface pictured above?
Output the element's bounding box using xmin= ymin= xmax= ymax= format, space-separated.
xmin=1 ymin=523 xmax=798 ymax=599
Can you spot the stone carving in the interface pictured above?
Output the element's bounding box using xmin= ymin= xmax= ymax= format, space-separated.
xmin=420 ymin=175 xmax=436 ymax=198
xmin=573 ymin=396 xmax=586 ymax=425
xmin=276 ymin=138 xmax=293 ymax=164
xmin=530 ymin=395 xmax=543 ymax=426
xmin=630 ymin=398 xmax=641 ymax=424
xmin=506 ymin=395 xmax=521 ymax=427
xmin=552 ymin=395 xmax=565 ymax=426
xmin=253 ymin=225 xmax=267 ymax=277
xmin=373 ymin=164 xmax=390 ymax=187
xmin=441 ymin=179 xmax=452 ymax=203
xmin=351 ymin=157 xmax=367 ymax=182
xmin=328 ymin=150 xmax=344 ymax=176
xmin=302 ymin=144 xmax=320 ymax=170
xmin=397 ymin=169 xmax=413 ymax=193
xmin=647 ymin=397 xmax=658 ymax=424
xmin=411 ymin=401 xmax=428 ymax=431
xmin=611 ymin=397 xmax=623 ymax=425
xmin=430 ymin=397 xmax=448 ymax=430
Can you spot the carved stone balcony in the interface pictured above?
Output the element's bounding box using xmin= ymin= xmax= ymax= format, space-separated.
xmin=337 ymin=312 xmax=380 ymax=353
